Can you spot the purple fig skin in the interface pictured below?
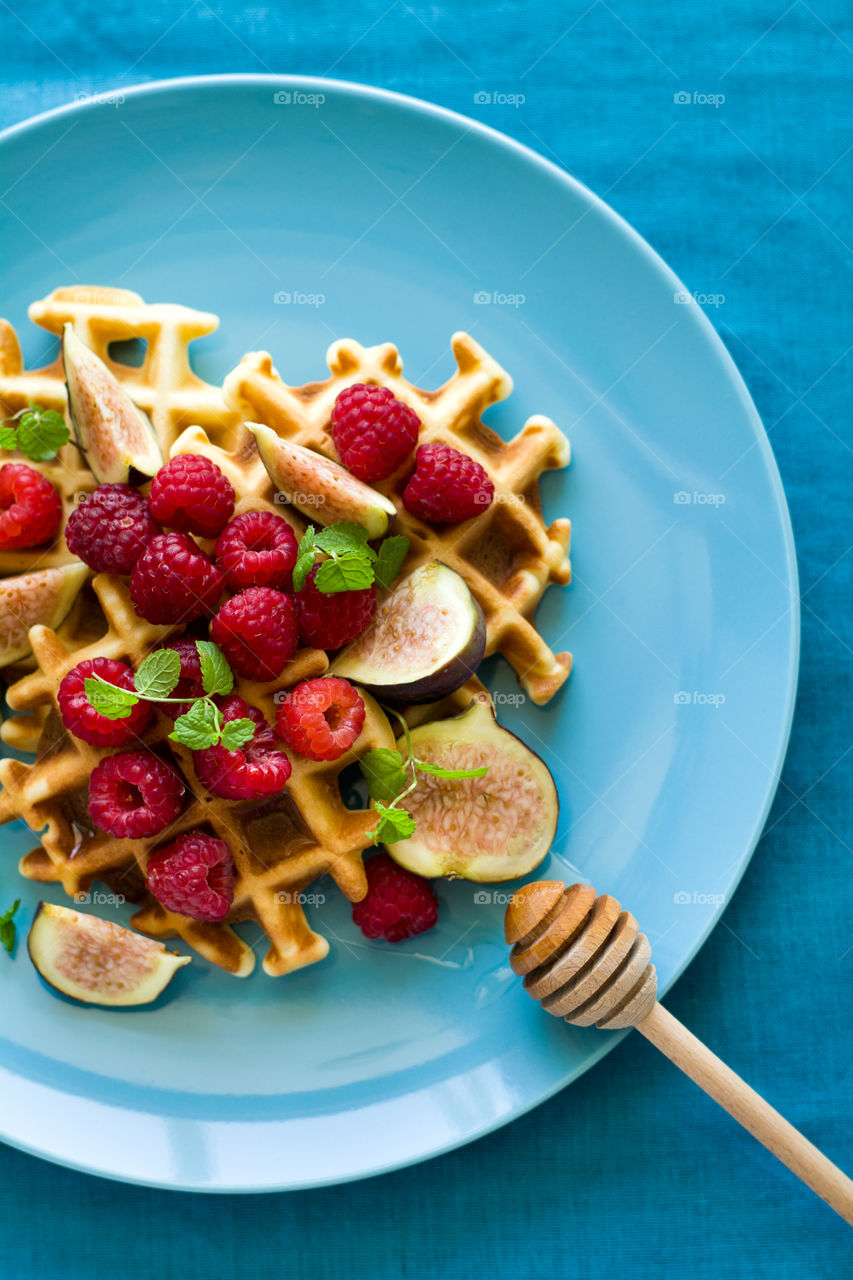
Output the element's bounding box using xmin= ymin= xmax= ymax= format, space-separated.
xmin=378 ymin=605 xmax=486 ymax=704
xmin=334 ymin=560 xmax=487 ymax=703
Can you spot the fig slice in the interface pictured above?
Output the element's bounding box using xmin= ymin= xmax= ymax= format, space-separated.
xmin=0 ymin=562 xmax=88 ymax=666
xmin=333 ymin=561 xmax=486 ymax=703
xmin=386 ymin=697 xmax=558 ymax=882
xmin=248 ymin=422 xmax=396 ymax=538
xmin=62 ymin=324 xmax=163 ymax=483
xmin=28 ymin=902 xmax=190 ymax=1007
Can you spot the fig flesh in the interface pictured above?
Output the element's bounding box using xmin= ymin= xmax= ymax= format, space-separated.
xmin=386 ymin=697 xmax=558 ymax=882
xmin=62 ymin=324 xmax=163 ymax=483
xmin=0 ymin=562 xmax=88 ymax=666
xmin=249 ymin=422 xmax=396 ymax=538
xmin=28 ymin=902 xmax=190 ymax=1006
xmin=333 ymin=560 xmax=486 ymax=703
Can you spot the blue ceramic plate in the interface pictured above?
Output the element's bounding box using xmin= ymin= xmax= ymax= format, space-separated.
xmin=0 ymin=75 xmax=798 ymax=1192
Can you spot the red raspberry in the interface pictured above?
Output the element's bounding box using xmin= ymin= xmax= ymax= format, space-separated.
xmin=130 ymin=532 xmax=223 ymax=624
xmin=146 ymin=831 xmax=235 ymax=922
xmin=153 ymin=639 xmax=204 ymax=719
xmin=148 ymin=454 xmax=235 ymax=538
xmin=295 ymin=567 xmax=375 ymax=650
xmin=0 ymin=463 xmax=62 ymax=549
xmin=58 ymin=656 xmax=154 ymax=747
xmin=88 ymin=749 xmax=184 ymax=839
xmin=330 ymin=384 xmax=420 ymax=482
xmin=402 ymin=442 xmax=494 ymax=523
xmin=210 ymin=586 xmax=298 ymax=681
xmin=276 ymin=676 xmax=366 ymax=762
xmin=352 ymin=853 xmax=439 ymax=943
xmin=65 ymin=483 xmax=160 ymax=574
xmin=214 ymin=510 xmax=298 ymax=590
xmin=193 ymin=695 xmax=292 ymax=801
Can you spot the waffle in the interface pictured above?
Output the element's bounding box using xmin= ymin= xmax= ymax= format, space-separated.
xmin=0 ymin=574 xmax=397 ymax=976
xmin=223 ymin=333 xmax=573 ymax=703
xmin=0 ymin=285 xmax=239 ymax=577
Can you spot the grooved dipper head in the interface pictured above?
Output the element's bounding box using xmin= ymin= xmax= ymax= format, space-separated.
xmin=505 ymin=881 xmax=658 ymax=1030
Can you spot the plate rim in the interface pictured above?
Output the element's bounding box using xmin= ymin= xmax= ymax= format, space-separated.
xmin=0 ymin=72 xmax=801 ymax=1192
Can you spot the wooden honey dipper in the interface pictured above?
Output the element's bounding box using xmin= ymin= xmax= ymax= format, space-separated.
xmin=506 ymin=880 xmax=853 ymax=1226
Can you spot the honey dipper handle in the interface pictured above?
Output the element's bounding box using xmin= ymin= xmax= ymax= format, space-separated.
xmin=637 ymin=1002 xmax=853 ymax=1227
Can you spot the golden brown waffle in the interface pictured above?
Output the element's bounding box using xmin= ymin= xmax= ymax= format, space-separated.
xmin=0 ymin=285 xmax=240 ymax=577
xmin=1 ymin=284 xmax=238 ymax=450
xmin=0 ymin=574 xmax=397 ymax=977
xmin=223 ymin=332 xmax=573 ymax=703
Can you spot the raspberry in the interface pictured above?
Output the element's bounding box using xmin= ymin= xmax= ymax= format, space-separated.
xmin=129 ymin=532 xmax=223 ymax=624
xmin=153 ymin=639 xmax=205 ymax=719
xmin=210 ymin=587 xmax=298 ymax=681
xmin=58 ymin=656 xmax=154 ymax=747
xmin=402 ymin=442 xmax=494 ymax=524
xmin=146 ymin=831 xmax=235 ymax=922
xmin=193 ymin=695 xmax=292 ymax=801
xmin=65 ymin=483 xmax=160 ymax=574
xmin=330 ymin=384 xmax=420 ymax=482
xmin=295 ymin=567 xmax=376 ymax=650
xmin=352 ymin=853 xmax=439 ymax=943
xmin=148 ymin=454 xmax=235 ymax=538
xmin=88 ymin=749 xmax=184 ymax=839
xmin=214 ymin=510 xmax=297 ymax=590
xmin=0 ymin=463 xmax=62 ymax=550
xmin=276 ymin=676 xmax=366 ymax=762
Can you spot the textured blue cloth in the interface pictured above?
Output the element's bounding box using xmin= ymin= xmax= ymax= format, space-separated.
xmin=1 ymin=2 xmax=852 ymax=1274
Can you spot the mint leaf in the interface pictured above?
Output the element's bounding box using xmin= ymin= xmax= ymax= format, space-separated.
xmin=0 ymin=426 xmax=18 ymax=450
xmin=169 ymin=700 xmax=221 ymax=749
xmin=315 ymin=522 xmax=375 ymax=559
xmin=360 ymin=748 xmax=410 ymax=803
xmin=415 ymin=759 xmax=489 ymax=781
xmin=16 ymin=406 xmax=69 ymax=461
xmin=220 ymin=717 xmax=256 ymax=751
xmin=292 ymin=525 xmax=316 ymax=593
xmin=84 ymin=676 xmax=139 ymax=720
xmin=195 ymin=640 xmax=233 ymax=697
xmin=314 ymin=551 xmax=375 ymax=593
xmin=0 ymin=899 xmax=20 ymax=956
xmin=369 ymin=802 xmax=417 ymax=846
xmin=374 ymin=535 xmax=409 ymax=590
xmin=134 ymin=648 xmax=181 ymax=699
xmin=311 ymin=521 xmax=379 ymax=593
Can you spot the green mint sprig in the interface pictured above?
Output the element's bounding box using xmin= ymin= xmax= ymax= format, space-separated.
xmin=0 ymin=899 xmax=21 ymax=956
xmin=292 ymin=521 xmax=409 ymax=594
xmin=359 ymin=707 xmax=488 ymax=846
xmin=83 ymin=640 xmax=256 ymax=751
xmin=0 ymin=402 xmax=70 ymax=461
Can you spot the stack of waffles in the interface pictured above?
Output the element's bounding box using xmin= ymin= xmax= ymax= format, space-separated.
xmin=0 ymin=285 xmax=572 ymax=976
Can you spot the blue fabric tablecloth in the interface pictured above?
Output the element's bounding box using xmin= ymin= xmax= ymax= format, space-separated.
xmin=1 ymin=2 xmax=851 ymax=1274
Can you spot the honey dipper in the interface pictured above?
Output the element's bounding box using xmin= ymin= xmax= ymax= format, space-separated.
xmin=505 ymin=881 xmax=853 ymax=1226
